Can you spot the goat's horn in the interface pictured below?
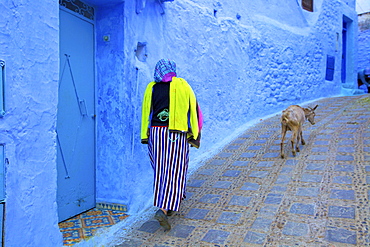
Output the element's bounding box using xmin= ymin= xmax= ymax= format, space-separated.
xmin=313 ymin=105 xmax=318 ymax=110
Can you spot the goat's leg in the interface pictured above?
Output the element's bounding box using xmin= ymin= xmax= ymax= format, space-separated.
xmin=280 ymin=125 xmax=287 ymax=159
xmin=300 ymin=129 xmax=305 ymax=145
xmin=291 ymin=131 xmax=297 ymax=156
xmin=296 ymin=129 xmax=301 ymax=153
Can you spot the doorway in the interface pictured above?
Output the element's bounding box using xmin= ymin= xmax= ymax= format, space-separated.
xmin=57 ymin=5 xmax=96 ymax=222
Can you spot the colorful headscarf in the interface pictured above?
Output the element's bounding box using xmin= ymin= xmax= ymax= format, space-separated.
xmin=154 ymin=59 xmax=177 ymax=82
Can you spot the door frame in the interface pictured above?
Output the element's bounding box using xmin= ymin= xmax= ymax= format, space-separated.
xmin=58 ymin=4 xmax=98 ymax=221
xmin=341 ymin=15 xmax=355 ymax=85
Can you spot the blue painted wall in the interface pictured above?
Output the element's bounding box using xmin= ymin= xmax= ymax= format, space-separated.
xmin=93 ymin=0 xmax=358 ymax=213
xmin=358 ymin=13 xmax=370 ymax=71
xmin=0 ymin=1 xmax=63 ymax=246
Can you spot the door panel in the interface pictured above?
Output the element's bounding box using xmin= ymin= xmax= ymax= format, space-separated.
xmin=57 ymin=9 xmax=95 ymax=222
xmin=341 ymin=20 xmax=347 ymax=83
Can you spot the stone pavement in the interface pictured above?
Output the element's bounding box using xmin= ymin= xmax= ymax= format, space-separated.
xmin=112 ymin=95 xmax=370 ymax=247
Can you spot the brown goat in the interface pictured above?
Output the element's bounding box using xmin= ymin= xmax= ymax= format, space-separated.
xmin=280 ymin=105 xmax=318 ymax=158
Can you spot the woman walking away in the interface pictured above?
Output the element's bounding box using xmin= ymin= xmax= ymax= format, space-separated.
xmin=141 ymin=59 xmax=202 ymax=231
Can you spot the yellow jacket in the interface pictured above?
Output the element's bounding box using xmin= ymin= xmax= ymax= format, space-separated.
xmin=141 ymin=77 xmax=199 ymax=143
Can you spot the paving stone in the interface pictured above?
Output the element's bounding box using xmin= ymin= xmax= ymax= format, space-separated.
xmin=269 ymin=146 xmax=280 ymax=151
xmin=137 ymin=220 xmax=161 ymax=233
xmin=209 ymin=159 xmax=226 ymax=166
xmin=338 ymin=139 xmax=354 ymax=145
xmin=222 ymin=170 xmax=241 ymax=177
xmin=244 ymin=231 xmax=266 ymax=245
xmin=241 ymin=182 xmax=260 ymax=191
xmin=338 ymin=134 xmax=353 ymax=138
xmin=285 ymin=160 xmax=298 ymax=166
xmin=316 ymin=135 xmax=332 ymax=139
xmin=301 ymin=173 xmax=323 ymax=183
xmin=314 ymin=140 xmax=329 ymax=145
xmin=328 ymin=206 xmax=355 ymax=219
xmin=365 ymin=166 xmax=370 ymax=172
xmin=218 ymin=152 xmax=233 ymax=158
xmin=336 ymin=155 xmax=354 ymax=161
xmin=249 ymin=171 xmax=269 ymax=178
xmin=229 ymin=195 xmax=252 ymax=206
xmin=290 ymin=203 xmax=315 ymax=215
xmin=251 ymin=217 xmax=273 ymax=231
xmin=305 ymin=163 xmax=326 ymax=171
xmin=282 ymin=221 xmax=309 ymax=236
xmin=232 ymin=139 xmax=246 ymax=144
xmin=231 ymin=161 xmax=250 ymax=167
xmin=254 ymin=139 xmax=267 ymax=144
xmin=364 ymin=147 xmax=370 ymax=153
xmin=248 ymin=146 xmax=262 ymax=150
xmin=265 ymin=193 xmax=283 ymax=204
xmin=330 ymin=189 xmax=355 ymax=200
xmin=333 ymin=175 xmax=352 ymax=184
xmin=275 ymin=175 xmax=291 ymax=184
xmin=213 ymin=180 xmax=232 ymax=189
xmin=296 ymin=187 xmax=320 ymax=197
xmin=263 ymin=152 xmax=279 ymax=158
xmin=367 ymin=176 xmax=370 ymax=184
xmin=240 ymin=152 xmax=256 ymax=158
xmin=308 ymin=154 xmax=328 ymax=160
xmin=226 ymin=145 xmax=240 ymax=150
xmin=271 ymin=186 xmax=287 ymax=192
xmin=188 ymin=179 xmax=205 ymax=187
xmin=259 ymin=205 xmax=279 ymax=216
xmin=334 ymin=164 xmax=354 ymax=172
xmin=216 ymin=211 xmax=242 ymax=224
xmin=184 ymin=208 xmax=209 ymax=220
xmin=168 ymin=224 xmax=195 ymax=238
xmin=199 ymin=194 xmax=221 ymax=204
xmin=337 ymin=146 xmax=355 ymax=153
xmin=326 ymin=228 xmax=357 ymax=245
xmin=257 ymin=161 xmax=274 ymax=167
xmin=281 ymin=166 xmax=293 ymax=174
xmin=186 ymin=191 xmax=194 ymax=199
xmin=312 ymin=147 xmax=329 ymax=152
xmin=260 ymin=133 xmax=274 ymax=138
xmin=201 ymin=229 xmax=230 ymax=245
xmin=198 ymin=169 xmax=216 ymax=176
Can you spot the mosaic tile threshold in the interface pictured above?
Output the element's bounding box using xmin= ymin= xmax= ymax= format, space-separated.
xmin=59 ymin=207 xmax=129 ymax=246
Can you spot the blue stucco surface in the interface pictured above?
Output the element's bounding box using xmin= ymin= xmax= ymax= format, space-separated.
xmin=0 ymin=1 xmax=62 ymax=246
xmin=0 ymin=0 xmax=360 ymax=245
xmin=358 ymin=29 xmax=370 ymax=70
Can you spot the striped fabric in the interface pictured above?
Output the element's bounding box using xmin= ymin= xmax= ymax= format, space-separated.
xmin=148 ymin=126 xmax=189 ymax=211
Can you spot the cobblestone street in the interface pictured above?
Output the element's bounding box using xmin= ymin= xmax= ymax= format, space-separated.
xmin=110 ymin=95 xmax=370 ymax=247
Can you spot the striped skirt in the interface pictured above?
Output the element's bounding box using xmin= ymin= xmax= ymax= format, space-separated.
xmin=148 ymin=126 xmax=189 ymax=212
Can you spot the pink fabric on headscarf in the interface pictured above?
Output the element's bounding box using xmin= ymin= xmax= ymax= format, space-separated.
xmin=161 ymin=72 xmax=177 ymax=82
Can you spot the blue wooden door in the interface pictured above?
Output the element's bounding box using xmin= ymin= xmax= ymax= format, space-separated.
xmin=341 ymin=20 xmax=347 ymax=83
xmin=57 ymin=9 xmax=95 ymax=222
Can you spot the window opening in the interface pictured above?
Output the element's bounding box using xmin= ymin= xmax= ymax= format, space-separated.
xmin=135 ymin=42 xmax=148 ymax=62
xmin=302 ymin=0 xmax=313 ymax=12
xmin=325 ymin=55 xmax=335 ymax=81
